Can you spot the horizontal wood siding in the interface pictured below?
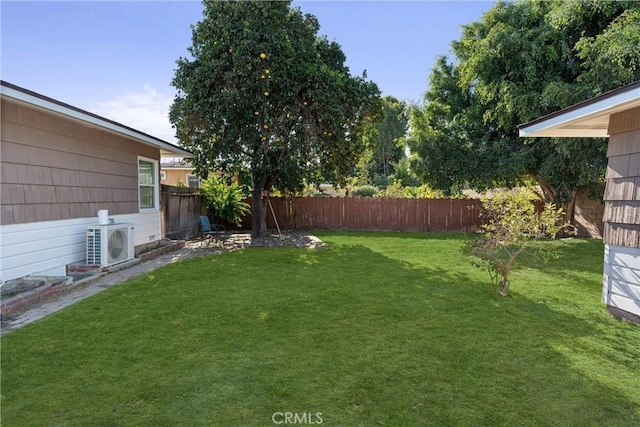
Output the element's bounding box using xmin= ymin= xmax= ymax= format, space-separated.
xmin=1 ymin=97 xmax=159 ymax=226
xmin=1 ymin=219 xmax=87 ymax=278
xmin=603 ymin=107 xmax=640 ymax=248
xmin=124 ymin=212 xmax=162 ymax=247
xmin=603 ymin=244 xmax=640 ymax=317
xmin=601 ymin=106 xmax=640 ymax=320
xmin=608 ymin=107 xmax=640 ymax=136
xmin=0 ymin=211 xmax=161 ymax=280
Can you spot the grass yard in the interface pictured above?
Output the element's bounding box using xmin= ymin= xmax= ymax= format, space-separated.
xmin=2 ymin=232 xmax=639 ymax=426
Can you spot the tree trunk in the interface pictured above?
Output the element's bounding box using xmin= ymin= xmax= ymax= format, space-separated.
xmin=260 ymin=197 xmax=268 ymax=234
xmin=533 ymin=175 xmax=579 ymax=232
xmin=251 ymin=172 xmax=276 ymax=238
xmin=560 ymin=189 xmax=578 ymax=236
xmin=537 ymin=180 xmax=555 ymax=204
xmin=499 ymin=277 xmax=509 ymax=296
xmin=251 ymin=182 xmax=266 ymax=239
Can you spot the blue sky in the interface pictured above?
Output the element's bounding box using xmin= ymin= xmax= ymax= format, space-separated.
xmin=1 ymin=1 xmax=492 ymax=143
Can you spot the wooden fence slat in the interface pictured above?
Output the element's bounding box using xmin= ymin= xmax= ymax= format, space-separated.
xmin=262 ymin=197 xmax=483 ymax=231
xmin=161 ymin=190 xmax=485 ymax=236
xmin=161 ymin=184 xmax=205 ymax=239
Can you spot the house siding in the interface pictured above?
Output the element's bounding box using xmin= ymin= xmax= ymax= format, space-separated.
xmin=603 ymin=244 xmax=640 ymax=319
xmin=603 ymin=107 xmax=640 ymax=248
xmin=0 ymin=212 xmax=160 ymax=280
xmin=1 ymin=97 xmax=158 ymax=226
xmin=0 ymin=95 xmax=165 ymax=281
xmin=161 ymin=169 xmax=195 ymax=186
xmin=602 ymin=106 xmax=640 ymax=320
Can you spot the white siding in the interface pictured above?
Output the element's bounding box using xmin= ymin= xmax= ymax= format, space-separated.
xmin=603 ymin=244 xmax=640 ymax=317
xmin=0 ymin=211 xmax=161 ymax=281
xmin=126 ymin=211 xmax=162 ymax=245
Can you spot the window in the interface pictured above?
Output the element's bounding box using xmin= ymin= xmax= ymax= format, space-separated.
xmin=187 ymin=174 xmax=201 ymax=188
xmin=160 ymin=171 xmax=167 ymax=181
xmin=138 ymin=157 xmax=159 ymax=210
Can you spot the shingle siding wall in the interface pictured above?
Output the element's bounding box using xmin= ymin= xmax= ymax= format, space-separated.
xmin=602 ymin=106 xmax=640 ymax=322
xmin=603 ymin=107 xmax=640 ymax=248
xmin=1 ymin=98 xmax=158 ymax=225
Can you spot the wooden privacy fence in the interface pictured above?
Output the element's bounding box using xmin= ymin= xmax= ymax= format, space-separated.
xmin=246 ymin=197 xmax=483 ymax=232
xmin=161 ymin=185 xmax=483 ymax=235
xmin=161 ymin=187 xmax=603 ymax=237
xmin=161 ymin=185 xmax=206 ymax=239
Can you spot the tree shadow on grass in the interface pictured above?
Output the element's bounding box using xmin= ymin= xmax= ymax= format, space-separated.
xmin=454 ymin=233 xmax=606 ymax=295
xmin=313 ymin=229 xmax=474 ymax=242
xmin=286 ymin=240 xmax=638 ymax=426
xmin=523 ymin=237 xmax=605 ymax=275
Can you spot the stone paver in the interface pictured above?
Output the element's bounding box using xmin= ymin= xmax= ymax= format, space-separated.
xmin=1 ymin=231 xmax=324 ymax=335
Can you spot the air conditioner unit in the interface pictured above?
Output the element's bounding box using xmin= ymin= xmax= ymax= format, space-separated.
xmin=86 ymin=223 xmax=135 ymax=267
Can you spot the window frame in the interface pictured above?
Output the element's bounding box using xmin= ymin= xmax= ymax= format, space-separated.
xmin=186 ymin=173 xmax=201 ymax=188
xmin=138 ymin=156 xmax=160 ymax=212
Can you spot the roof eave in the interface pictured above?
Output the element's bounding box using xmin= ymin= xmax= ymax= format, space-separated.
xmin=1 ymin=80 xmax=193 ymax=157
xmin=518 ymin=128 xmax=607 ymax=138
xmin=517 ymin=81 xmax=640 ymax=138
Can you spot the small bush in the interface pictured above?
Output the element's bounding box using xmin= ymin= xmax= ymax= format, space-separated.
xmin=372 ymin=174 xmax=391 ymax=190
xmin=413 ymin=184 xmax=448 ymax=199
xmin=471 ymin=189 xmax=573 ymax=296
xmin=353 ymin=185 xmax=379 ymax=197
xmin=377 ymin=181 xmax=410 ymax=198
xmin=201 ymin=174 xmax=250 ymax=226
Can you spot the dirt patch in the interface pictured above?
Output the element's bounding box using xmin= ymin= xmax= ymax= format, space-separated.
xmin=186 ymin=230 xmax=326 ymax=251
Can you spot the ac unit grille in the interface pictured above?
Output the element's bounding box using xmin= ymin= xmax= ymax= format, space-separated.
xmin=108 ymin=229 xmax=126 ymax=262
xmin=86 ymin=228 xmax=102 ymax=265
xmin=86 ymin=224 xmax=134 ymax=267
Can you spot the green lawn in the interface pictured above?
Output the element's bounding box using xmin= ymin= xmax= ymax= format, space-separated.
xmin=2 ymin=232 xmax=639 ymax=426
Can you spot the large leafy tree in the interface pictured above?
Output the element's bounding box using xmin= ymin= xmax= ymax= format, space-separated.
xmin=353 ymin=96 xmax=409 ymax=188
xmin=408 ymin=0 xmax=640 ymax=223
xmin=170 ymin=1 xmax=380 ymax=237
xmin=368 ymin=96 xmax=408 ymax=178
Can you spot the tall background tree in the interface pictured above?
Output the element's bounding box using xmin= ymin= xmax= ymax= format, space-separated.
xmin=369 ymin=97 xmax=408 ymax=179
xmin=408 ymin=0 xmax=640 ymax=223
xmin=353 ymin=96 xmax=411 ymax=188
xmin=170 ymin=1 xmax=380 ymax=237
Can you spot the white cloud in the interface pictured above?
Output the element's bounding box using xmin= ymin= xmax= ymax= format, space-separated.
xmin=92 ymin=84 xmax=177 ymax=143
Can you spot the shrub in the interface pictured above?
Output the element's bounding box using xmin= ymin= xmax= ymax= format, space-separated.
xmin=372 ymin=174 xmax=391 ymax=190
xmin=413 ymin=184 xmax=449 ymax=199
xmin=201 ymin=175 xmax=250 ymax=226
xmin=377 ymin=181 xmax=411 ymax=198
xmin=353 ymin=185 xmax=379 ymax=197
xmin=352 ymin=185 xmax=378 ymax=197
xmin=471 ymin=189 xmax=573 ymax=296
